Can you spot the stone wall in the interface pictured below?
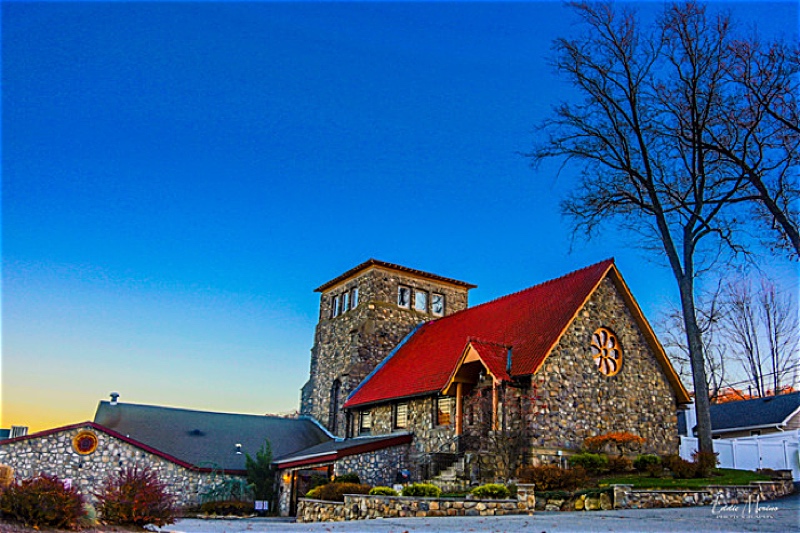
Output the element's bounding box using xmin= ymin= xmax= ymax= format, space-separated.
xmin=333 ymin=444 xmax=412 ymax=487
xmin=302 ymin=265 xmax=470 ymax=437
xmin=612 ymin=480 xmax=794 ymax=509
xmin=362 ymin=397 xmax=455 ymax=454
xmin=296 ymin=484 xmax=536 ymax=522
xmin=0 ymin=425 xmax=224 ymax=507
xmin=525 ymin=277 xmax=680 ymax=457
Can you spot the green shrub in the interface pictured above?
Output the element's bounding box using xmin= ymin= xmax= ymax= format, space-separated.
xmin=305 ymin=485 xmax=324 ymax=499
xmin=607 ymin=455 xmax=633 ymax=473
xmin=368 ymin=486 xmax=399 ymax=496
xmin=567 ymin=452 xmax=609 ymax=474
xmin=401 ymin=483 xmax=442 ymax=498
xmin=535 ymin=490 xmax=571 ymax=500
xmin=333 ymin=473 xmax=361 ymax=484
xmin=440 ymin=491 xmax=469 ymax=498
xmin=470 ymin=483 xmax=511 ymax=499
xmin=692 ymin=451 xmax=719 ymax=478
xmin=304 ymin=482 xmax=371 ymax=502
xmin=95 ymin=466 xmax=176 ymax=527
xmin=516 ymin=465 xmax=588 ymax=491
xmin=633 ymin=454 xmax=662 ymax=472
xmin=0 ymin=474 xmax=86 ymax=530
xmin=200 ymin=500 xmax=253 ymax=516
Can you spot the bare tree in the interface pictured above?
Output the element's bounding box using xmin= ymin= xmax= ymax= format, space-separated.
xmin=713 ymin=37 xmax=800 ymax=256
xmin=659 ymin=285 xmax=728 ymax=401
xmin=723 ymin=278 xmax=799 ymax=396
xmin=527 ymin=1 xmax=772 ymax=453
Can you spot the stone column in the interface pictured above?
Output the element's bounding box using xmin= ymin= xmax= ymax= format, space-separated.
xmin=612 ymin=484 xmax=632 ymax=509
xmin=516 ymin=483 xmax=535 ymax=513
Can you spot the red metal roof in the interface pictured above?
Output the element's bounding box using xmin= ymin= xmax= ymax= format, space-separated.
xmin=344 ymin=259 xmax=615 ymax=408
xmin=469 ymin=340 xmax=512 ymax=382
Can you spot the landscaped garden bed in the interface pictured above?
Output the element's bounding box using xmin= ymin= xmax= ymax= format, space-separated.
xmin=296 ymin=432 xmax=796 ymax=521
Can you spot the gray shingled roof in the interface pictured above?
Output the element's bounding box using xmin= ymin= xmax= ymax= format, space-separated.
xmin=710 ymin=392 xmax=800 ymax=433
xmin=94 ymin=401 xmax=331 ymax=472
xmin=273 ymin=433 xmax=412 ymax=464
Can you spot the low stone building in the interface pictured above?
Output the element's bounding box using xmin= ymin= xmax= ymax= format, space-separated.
xmin=0 ymin=422 xmax=218 ymax=507
xmin=0 ymin=400 xmax=331 ymax=508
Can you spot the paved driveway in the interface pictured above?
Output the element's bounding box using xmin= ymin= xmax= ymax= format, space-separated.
xmin=154 ymin=491 xmax=799 ymax=533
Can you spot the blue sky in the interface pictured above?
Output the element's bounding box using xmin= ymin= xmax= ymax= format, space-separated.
xmin=3 ymin=1 xmax=798 ymax=431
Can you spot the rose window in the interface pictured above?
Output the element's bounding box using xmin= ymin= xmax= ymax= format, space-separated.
xmin=72 ymin=430 xmax=99 ymax=455
xmin=591 ymin=327 xmax=622 ymax=376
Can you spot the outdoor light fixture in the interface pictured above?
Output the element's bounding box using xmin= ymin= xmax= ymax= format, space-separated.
xmin=235 ymin=443 xmax=242 ymax=454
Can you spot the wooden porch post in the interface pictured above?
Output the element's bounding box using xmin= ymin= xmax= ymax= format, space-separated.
xmin=492 ymin=380 xmax=499 ymax=431
xmin=455 ymin=382 xmax=463 ymax=436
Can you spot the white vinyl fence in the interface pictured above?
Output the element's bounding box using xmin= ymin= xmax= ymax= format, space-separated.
xmin=680 ymin=430 xmax=800 ymax=481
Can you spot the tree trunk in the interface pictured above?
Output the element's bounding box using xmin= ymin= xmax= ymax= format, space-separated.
xmin=677 ymin=274 xmax=714 ymax=453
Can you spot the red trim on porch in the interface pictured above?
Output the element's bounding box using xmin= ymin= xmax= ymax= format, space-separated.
xmin=276 ymin=434 xmax=413 ymax=470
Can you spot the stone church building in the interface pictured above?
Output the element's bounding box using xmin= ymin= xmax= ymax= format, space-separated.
xmin=0 ymin=257 xmax=692 ymax=517
xmin=276 ymin=258 xmax=691 ymax=513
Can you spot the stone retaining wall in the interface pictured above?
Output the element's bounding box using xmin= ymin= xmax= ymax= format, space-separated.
xmin=297 ymin=484 xmax=535 ymax=522
xmin=612 ymin=480 xmax=794 ymax=509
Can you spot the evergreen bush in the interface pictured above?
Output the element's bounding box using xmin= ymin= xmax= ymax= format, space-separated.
xmin=304 ymin=482 xmax=371 ymax=502
xmin=368 ymin=486 xmax=399 ymax=496
xmin=400 ymin=483 xmax=442 ymax=497
xmin=567 ymin=452 xmax=609 ymax=474
xmin=470 ymin=483 xmax=511 ymax=499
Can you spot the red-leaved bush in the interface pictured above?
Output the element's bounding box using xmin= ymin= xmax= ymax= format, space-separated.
xmin=95 ymin=466 xmax=176 ymax=526
xmin=0 ymin=474 xmax=86 ymax=530
xmin=516 ymin=465 xmax=588 ymax=491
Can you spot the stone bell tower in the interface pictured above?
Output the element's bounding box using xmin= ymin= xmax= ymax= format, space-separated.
xmin=300 ymin=259 xmax=475 ymax=437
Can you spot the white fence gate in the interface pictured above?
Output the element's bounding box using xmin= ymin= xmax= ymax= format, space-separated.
xmin=680 ymin=430 xmax=800 ymax=481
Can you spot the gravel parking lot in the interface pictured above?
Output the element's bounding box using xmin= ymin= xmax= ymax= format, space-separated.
xmin=151 ymin=491 xmax=799 ymax=533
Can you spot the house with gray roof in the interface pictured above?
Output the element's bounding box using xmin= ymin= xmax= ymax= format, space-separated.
xmin=678 ymin=392 xmax=800 ymax=439
xmin=709 ymin=392 xmax=800 ymax=439
xmin=0 ymin=396 xmax=334 ymax=508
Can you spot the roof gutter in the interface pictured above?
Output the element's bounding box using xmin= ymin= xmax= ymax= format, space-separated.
xmin=274 ymin=450 xmax=339 ymax=466
xmin=710 ymin=422 xmax=785 ymax=435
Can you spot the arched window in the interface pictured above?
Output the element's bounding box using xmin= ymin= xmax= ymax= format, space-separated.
xmin=329 ymin=379 xmax=341 ymax=433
